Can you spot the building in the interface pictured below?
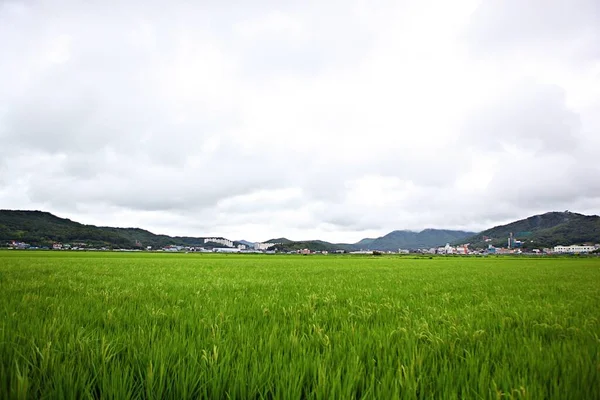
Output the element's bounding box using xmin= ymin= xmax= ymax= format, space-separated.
xmin=455 ymin=246 xmax=468 ymax=255
xmin=436 ymin=243 xmax=454 ymax=254
xmin=553 ymin=245 xmax=597 ymax=253
xmin=204 ymin=238 xmax=234 ymax=248
xmin=213 ymin=248 xmax=240 ymax=253
xmin=508 ymin=233 xmax=522 ymax=249
xmin=9 ymin=241 xmax=30 ymax=249
xmin=254 ymin=242 xmax=275 ymax=251
xmin=507 ymin=233 xmax=516 ymax=248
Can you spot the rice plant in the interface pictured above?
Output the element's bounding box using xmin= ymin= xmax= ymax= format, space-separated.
xmin=0 ymin=251 xmax=598 ymax=399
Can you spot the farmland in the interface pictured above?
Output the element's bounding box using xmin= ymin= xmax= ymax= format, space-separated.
xmin=0 ymin=252 xmax=598 ymax=399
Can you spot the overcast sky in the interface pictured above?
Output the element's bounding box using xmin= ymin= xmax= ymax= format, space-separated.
xmin=1 ymin=0 xmax=599 ymax=243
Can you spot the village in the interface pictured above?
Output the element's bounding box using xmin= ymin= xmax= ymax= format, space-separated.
xmin=7 ymin=237 xmax=599 ymax=255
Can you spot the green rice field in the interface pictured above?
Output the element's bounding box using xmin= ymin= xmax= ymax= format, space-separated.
xmin=0 ymin=251 xmax=599 ymax=399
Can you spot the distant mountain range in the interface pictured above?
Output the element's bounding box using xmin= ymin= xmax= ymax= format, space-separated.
xmin=460 ymin=211 xmax=600 ymax=249
xmin=0 ymin=209 xmax=598 ymax=251
xmin=263 ymin=229 xmax=475 ymax=252
xmin=265 ymin=238 xmax=357 ymax=252
xmin=0 ymin=210 xmax=208 ymax=249
xmin=352 ymin=229 xmax=477 ymax=251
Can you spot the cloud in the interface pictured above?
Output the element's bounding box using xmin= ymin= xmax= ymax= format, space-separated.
xmin=465 ymin=0 xmax=600 ymax=61
xmin=463 ymin=80 xmax=582 ymax=154
xmin=0 ymin=0 xmax=599 ymax=242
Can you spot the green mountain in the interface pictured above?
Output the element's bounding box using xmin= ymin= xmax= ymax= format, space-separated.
xmin=463 ymin=211 xmax=600 ymax=249
xmin=268 ymin=230 xmax=476 ymax=252
xmin=355 ymin=229 xmax=476 ymax=251
xmin=0 ymin=210 xmax=205 ymax=249
xmin=354 ymin=238 xmax=376 ymax=248
xmin=265 ymin=238 xmax=294 ymax=244
xmin=3 ymin=209 xmax=597 ymax=252
xmin=267 ymin=238 xmax=356 ymax=252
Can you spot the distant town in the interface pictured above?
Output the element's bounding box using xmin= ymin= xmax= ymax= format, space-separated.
xmin=6 ymin=233 xmax=600 ymax=256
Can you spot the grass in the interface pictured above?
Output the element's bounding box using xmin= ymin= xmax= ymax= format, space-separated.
xmin=0 ymin=251 xmax=598 ymax=399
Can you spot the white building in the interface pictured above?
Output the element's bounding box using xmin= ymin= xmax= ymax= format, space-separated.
xmin=435 ymin=243 xmax=454 ymax=254
xmin=204 ymin=238 xmax=233 ymax=247
xmin=553 ymin=245 xmax=597 ymax=253
xmin=254 ymin=242 xmax=275 ymax=251
xmin=213 ymin=248 xmax=240 ymax=253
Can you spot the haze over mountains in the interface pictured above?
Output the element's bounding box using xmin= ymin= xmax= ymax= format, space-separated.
xmin=1 ymin=210 xmax=598 ymax=251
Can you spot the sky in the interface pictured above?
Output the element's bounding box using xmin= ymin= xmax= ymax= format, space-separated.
xmin=1 ymin=0 xmax=599 ymax=243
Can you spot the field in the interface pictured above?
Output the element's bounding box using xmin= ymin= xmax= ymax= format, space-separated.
xmin=0 ymin=252 xmax=599 ymax=399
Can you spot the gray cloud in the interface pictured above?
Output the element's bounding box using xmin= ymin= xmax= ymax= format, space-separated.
xmin=0 ymin=0 xmax=599 ymax=242
xmin=463 ymin=81 xmax=582 ymax=154
xmin=466 ymin=0 xmax=600 ymax=61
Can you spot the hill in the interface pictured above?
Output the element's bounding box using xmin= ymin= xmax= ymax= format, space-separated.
xmin=267 ymin=230 xmax=476 ymax=253
xmin=463 ymin=211 xmax=600 ymax=249
xmin=0 ymin=210 xmax=204 ymax=249
xmin=354 ymin=238 xmax=376 ymax=248
xmin=0 ymin=211 xmax=360 ymax=252
xmin=3 ymin=209 xmax=597 ymax=252
xmin=265 ymin=238 xmax=294 ymax=245
xmin=355 ymin=229 xmax=476 ymax=251
xmin=268 ymin=239 xmax=356 ymax=253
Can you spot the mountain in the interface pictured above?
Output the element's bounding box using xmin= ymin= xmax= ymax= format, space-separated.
xmin=265 ymin=238 xmax=294 ymax=244
xmin=236 ymin=240 xmax=255 ymax=247
xmin=0 ymin=210 xmax=359 ymax=252
xmin=463 ymin=211 xmax=600 ymax=249
xmin=268 ymin=230 xmax=476 ymax=252
xmin=267 ymin=238 xmax=356 ymax=252
xmin=355 ymin=229 xmax=477 ymax=251
xmin=0 ymin=210 xmax=205 ymax=248
xmin=354 ymin=238 xmax=376 ymax=248
xmin=3 ymin=209 xmax=597 ymax=252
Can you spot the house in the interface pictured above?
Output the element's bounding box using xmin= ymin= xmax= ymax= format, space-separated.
xmin=553 ymin=245 xmax=597 ymax=253
xmin=9 ymin=241 xmax=30 ymax=249
xmin=204 ymin=238 xmax=234 ymax=247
